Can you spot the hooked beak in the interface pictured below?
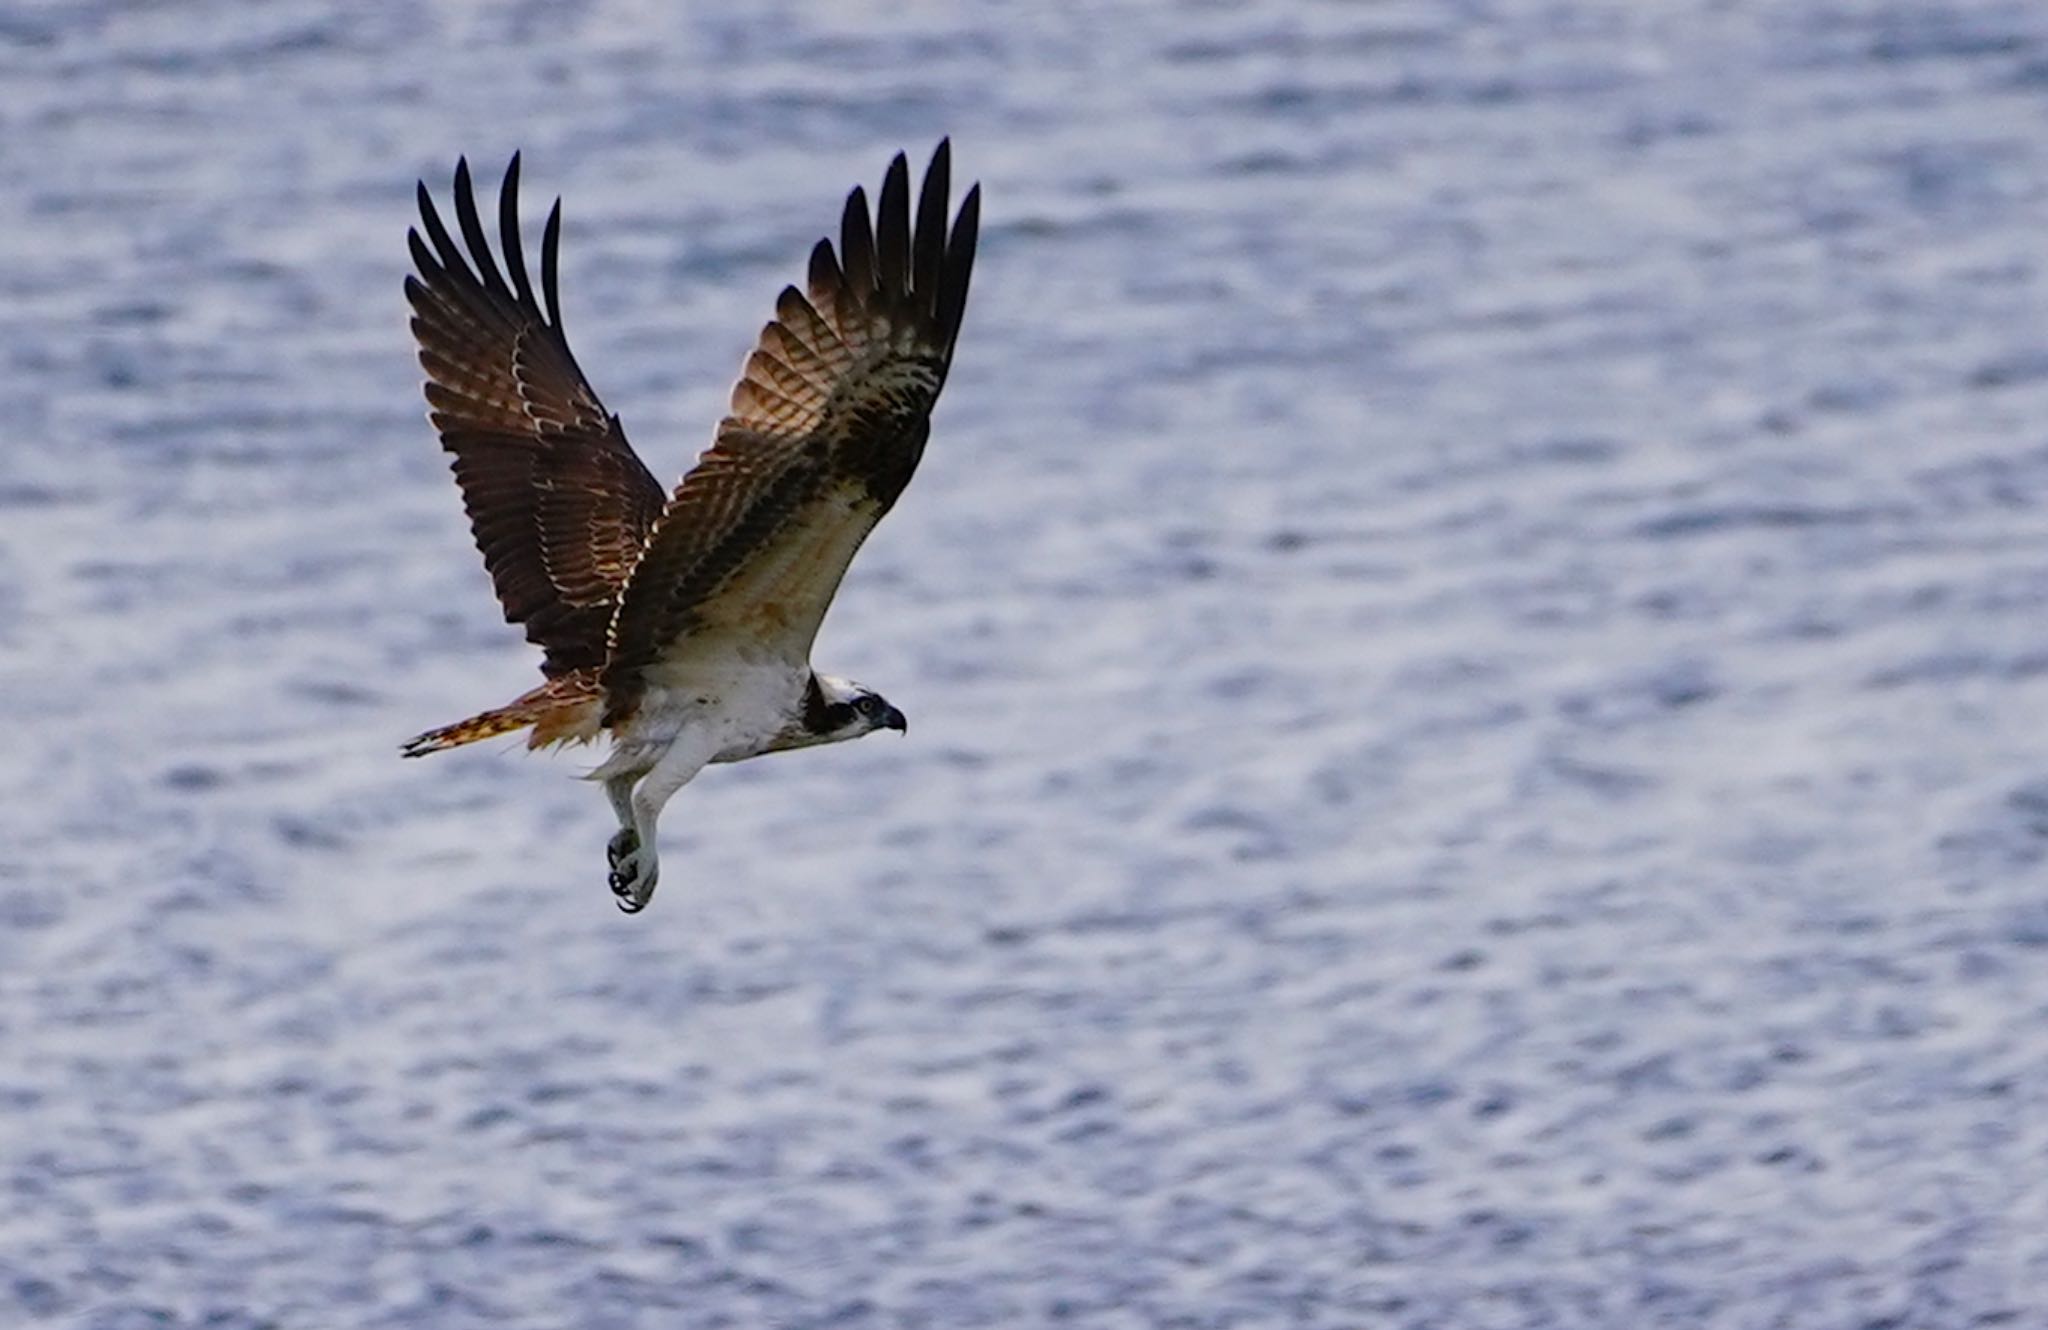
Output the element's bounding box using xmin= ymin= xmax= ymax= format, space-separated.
xmin=883 ymin=705 xmax=908 ymax=734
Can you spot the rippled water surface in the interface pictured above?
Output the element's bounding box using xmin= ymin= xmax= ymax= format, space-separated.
xmin=7 ymin=2 xmax=2048 ymax=1325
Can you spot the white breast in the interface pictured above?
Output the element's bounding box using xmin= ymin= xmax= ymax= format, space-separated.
xmin=613 ymin=638 xmax=811 ymax=769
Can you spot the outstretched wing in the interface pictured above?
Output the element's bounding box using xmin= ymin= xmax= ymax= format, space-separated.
xmin=408 ymin=156 xmax=666 ymax=677
xmin=602 ymin=141 xmax=980 ymax=715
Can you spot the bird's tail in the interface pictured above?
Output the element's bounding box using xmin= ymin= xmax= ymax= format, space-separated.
xmin=401 ymin=673 xmax=604 ymax=758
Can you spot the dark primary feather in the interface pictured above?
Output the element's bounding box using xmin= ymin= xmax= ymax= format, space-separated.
xmin=602 ymin=141 xmax=981 ymax=719
xmin=408 ymin=155 xmax=665 ymax=677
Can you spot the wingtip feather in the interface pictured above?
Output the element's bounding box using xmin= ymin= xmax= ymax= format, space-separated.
xmin=938 ymin=182 xmax=980 ymax=349
xmin=912 ymin=142 xmax=951 ymax=318
xmin=453 ymin=157 xmax=512 ymax=300
xmin=542 ymin=197 xmax=565 ymax=328
xmin=499 ymin=153 xmax=537 ymax=314
xmin=876 ymin=151 xmax=912 ymax=301
xmin=840 ymin=185 xmax=876 ymax=298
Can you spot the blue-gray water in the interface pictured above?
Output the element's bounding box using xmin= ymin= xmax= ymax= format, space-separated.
xmin=5 ymin=2 xmax=2048 ymax=1325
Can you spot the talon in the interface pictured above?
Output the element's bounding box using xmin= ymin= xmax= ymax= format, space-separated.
xmin=607 ymin=828 xmax=639 ymax=869
xmin=606 ymin=845 xmax=658 ymax=914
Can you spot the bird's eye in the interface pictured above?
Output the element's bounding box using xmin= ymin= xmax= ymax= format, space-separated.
xmin=856 ymin=695 xmax=882 ymax=717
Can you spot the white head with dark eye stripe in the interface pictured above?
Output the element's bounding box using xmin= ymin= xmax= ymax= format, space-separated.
xmin=800 ymin=673 xmax=907 ymax=745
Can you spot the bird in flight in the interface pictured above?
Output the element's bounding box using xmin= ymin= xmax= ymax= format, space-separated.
xmin=400 ymin=142 xmax=980 ymax=913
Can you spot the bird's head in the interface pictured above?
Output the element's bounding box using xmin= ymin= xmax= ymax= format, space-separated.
xmin=807 ymin=673 xmax=907 ymax=745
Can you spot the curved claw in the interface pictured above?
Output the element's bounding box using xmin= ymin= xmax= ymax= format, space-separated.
xmin=607 ymin=842 xmax=658 ymax=914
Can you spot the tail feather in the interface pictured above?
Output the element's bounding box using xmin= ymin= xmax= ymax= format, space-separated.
xmin=401 ymin=673 xmax=604 ymax=757
xmin=401 ymin=705 xmax=535 ymax=757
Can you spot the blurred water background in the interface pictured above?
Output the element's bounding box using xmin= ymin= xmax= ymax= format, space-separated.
xmin=5 ymin=1 xmax=2048 ymax=1325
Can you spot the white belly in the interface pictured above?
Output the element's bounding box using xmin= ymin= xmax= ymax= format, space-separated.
xmin=595 ymin=643 xmax=809 ymax=779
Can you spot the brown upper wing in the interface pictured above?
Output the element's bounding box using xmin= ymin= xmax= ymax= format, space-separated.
xmin=601 ymin=142 xmax=980 ymax=716
xmin=408 ymin=156 xmax=666 ymax=677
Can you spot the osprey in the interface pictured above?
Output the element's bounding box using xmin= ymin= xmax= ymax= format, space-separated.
xmin=400 ymin=143 xmax=980 ymax=913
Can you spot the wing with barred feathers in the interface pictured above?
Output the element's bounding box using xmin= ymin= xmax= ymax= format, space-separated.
xmin=601 ymin=141 xmax=980 ymax=719
xmin=408 ymin=156 xmax=666 ymax=677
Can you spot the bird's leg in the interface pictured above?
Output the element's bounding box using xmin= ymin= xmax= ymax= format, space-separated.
xmin=604 ymin=774 xmax=639 ymax=870
xmin=607 ymin=736 xmax=715 ymax=915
